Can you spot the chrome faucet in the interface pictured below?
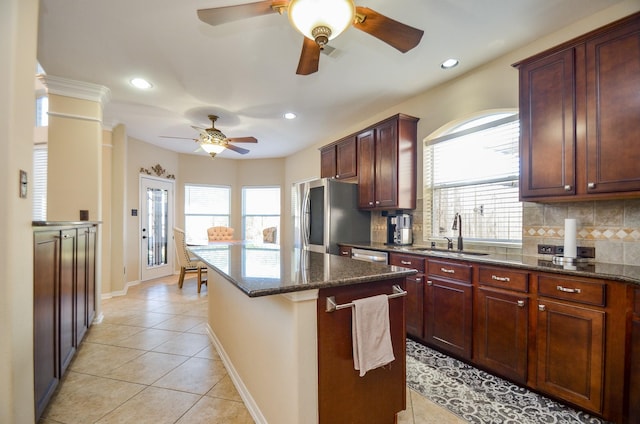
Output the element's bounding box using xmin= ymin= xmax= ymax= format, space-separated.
xmin=452 ymin=213 xmax=463 ymax=251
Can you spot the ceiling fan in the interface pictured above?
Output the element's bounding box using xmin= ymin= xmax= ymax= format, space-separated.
xmin=197 ymin=0 xmax=424 ymax=75
xmin=161 ymin=115 xmax=257 ymax=158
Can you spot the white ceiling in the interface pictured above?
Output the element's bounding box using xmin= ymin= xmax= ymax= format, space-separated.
xmin=37 ymin=0 xmax=621 ymax=159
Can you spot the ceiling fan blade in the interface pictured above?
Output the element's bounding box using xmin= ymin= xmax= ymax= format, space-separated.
xmin=227 ymin=136 xmax=257 ymax=143
xmin=197 ymin=1 xmax=284 ymax=27
xmin=353 ymin=6 xmax=424 ymax=53
xmin=296 ymin=37 xmax=321 ymax=75
xmin=159 ymin=135 xmax=197 ymax=141
xmin=225 ymin=144 xmax=250 ymax=155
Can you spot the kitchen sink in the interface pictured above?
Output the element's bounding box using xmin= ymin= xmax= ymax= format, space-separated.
xmin=409 ymin=247 xmax=490 ymax=256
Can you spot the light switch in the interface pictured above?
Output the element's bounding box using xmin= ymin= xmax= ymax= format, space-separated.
xmin=19 ymin=170 xmax=27 ymax=198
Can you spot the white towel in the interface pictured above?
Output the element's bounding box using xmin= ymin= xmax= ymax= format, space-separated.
xmin=352 ymin=294 xmax=395 ymax=377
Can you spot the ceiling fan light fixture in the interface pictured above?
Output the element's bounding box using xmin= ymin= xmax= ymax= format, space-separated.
xmin=288 ymin=0 xmax=355 ymax=45
xmin=200 ymin=141 xmax=226 ymax=155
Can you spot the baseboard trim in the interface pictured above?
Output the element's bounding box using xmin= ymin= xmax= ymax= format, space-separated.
xmin=205 ymin=324 xmax=267 ymax=424
xmin=100 ymin=280 xmax=141 ymax=299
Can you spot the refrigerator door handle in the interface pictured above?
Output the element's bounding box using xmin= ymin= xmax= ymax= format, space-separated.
xmin=302 ymin=186 xmax=311 ymax=248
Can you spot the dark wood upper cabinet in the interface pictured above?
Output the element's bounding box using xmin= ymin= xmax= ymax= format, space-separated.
xmin=320 ymin=136 xmax=357 ymax=180
xmin=515 ymin=12 xmax=640 ymax=201
xmin=319 ymin=114 xmax=418 ymax=210
xmin=357 ymin=114 xmax=418 ymax=210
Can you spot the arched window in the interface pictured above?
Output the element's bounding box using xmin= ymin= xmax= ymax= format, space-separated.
xmin=423 ymin=111 xmax=521 ymax=245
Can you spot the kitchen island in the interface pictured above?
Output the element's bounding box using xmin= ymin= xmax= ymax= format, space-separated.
xmin=190 ymin=243 xmax=416 ymax=424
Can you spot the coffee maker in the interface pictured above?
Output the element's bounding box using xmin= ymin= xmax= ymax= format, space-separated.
xmin=386 ymin=213 xmax=413 ymax=245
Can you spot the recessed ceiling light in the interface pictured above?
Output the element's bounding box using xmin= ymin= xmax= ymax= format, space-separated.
xmin=284 ymin=112 xmax=297 ymax=120
xmin=130 ymin=78 xmax=152 ymax=89
xmin=440 ymin=59 xmax=459 ymax=69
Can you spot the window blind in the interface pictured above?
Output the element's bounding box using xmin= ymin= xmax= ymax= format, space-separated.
xmin=424 ymin=113 xmax=521 ymax=243
xmin=33 ymin=146 xmax=48 ymax=221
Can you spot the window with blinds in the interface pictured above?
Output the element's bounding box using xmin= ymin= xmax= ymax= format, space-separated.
xmin=33 ymin=146 xmax=48 ymax=221
xmin=184 ymin=184 xmax=231 ymax=245
xmin=423 ymin=113 xmax=521 ymax=244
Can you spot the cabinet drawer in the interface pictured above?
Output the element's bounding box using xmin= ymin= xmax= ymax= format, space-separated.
xmin=537 ymin=275 xmax=606 ymax=307
xmin=427 ymin=259 xmax=472 ymax=283
xmin=389 ymin=253 xmax=425 ymax=272
xmin=478 ymin=266 xmax=529 ymax=293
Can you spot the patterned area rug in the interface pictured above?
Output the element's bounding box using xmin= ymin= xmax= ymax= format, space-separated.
xmin=406 ymin=339 xmax=610 ymax=424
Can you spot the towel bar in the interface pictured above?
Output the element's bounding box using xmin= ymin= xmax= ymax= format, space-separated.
xmin=325 ymin=284 xmax=407 ymax=313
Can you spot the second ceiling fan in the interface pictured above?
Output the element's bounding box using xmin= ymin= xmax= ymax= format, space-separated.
xmin=197 ymin=0 xmax=424 ymax=75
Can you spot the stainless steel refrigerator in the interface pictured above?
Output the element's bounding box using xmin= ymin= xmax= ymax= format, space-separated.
xmin=293 ymin=178 xmax=371 ymax=255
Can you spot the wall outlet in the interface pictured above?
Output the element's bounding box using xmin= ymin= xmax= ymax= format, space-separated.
xmin=555 ymin=246 xmax=564 ymax=255
xmin=537 ymin=244 xmax=556 ymax=254
xmin=577 ymin=246 xmax=596 ymax=258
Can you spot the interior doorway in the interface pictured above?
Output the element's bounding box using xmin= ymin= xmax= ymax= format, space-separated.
xmin=140 ymin=176 xmax=174 ymax=281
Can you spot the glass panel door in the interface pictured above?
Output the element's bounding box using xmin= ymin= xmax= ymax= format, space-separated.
xmin=140 ymin=176 xmax=174 ymax=281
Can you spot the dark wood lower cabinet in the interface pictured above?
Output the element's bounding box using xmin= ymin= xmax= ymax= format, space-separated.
xmin=425 ymin=277 xmax=473 ymax=360
xmin=33 ymin=223 xmax=98 ymax=421
xmin=536 ymin=299 xmax=605 ymax=413
xmin=475 ymin=288 xmax=529 ymax=384
xmin=628 ymin=288 xmax=640 ymax=423
xmin=33 ymin=230 xmax=60 ymax=419
xmin=317 ymin=279 xmax=406 ymax=424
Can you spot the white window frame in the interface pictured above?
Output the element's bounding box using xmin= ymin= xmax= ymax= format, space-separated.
xmin=241 ymin=186 xmax=281 ymax=243
xmin=423 ymin=112 xmax=522 ymax=246
xmin=184 ymin=184 xmax=231 ymax=245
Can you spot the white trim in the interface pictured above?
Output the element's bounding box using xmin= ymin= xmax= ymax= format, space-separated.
xmin=206 ymin=324 xmax=268 ymax=424
xmin=47 ymin=110 xmax=102 ymax=123
xmin=37 ymin=74 xmax=111 ymax=106
xmin=100 ymin=279 xmax=141 ymax=299
xmin=281 ymin=289 xmax=318 ymax=302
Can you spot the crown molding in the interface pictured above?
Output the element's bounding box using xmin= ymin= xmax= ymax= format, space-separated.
xmin=37 ymin=74 xmax=111 ymax=106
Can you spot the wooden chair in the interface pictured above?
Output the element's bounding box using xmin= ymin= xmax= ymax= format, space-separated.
xmin=263 ymin=226 xmax=277 ymax=243
xmin=207 ymin=226 xmax=235 ymax=242
xmin=173 ymin=227 xmax=208 ymax=293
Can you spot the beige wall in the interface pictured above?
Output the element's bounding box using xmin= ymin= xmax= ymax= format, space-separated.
xmin=47 ymin=94 xmax=103 ymax=221
xmin=0 ymin=0 xmax=38 ymax=422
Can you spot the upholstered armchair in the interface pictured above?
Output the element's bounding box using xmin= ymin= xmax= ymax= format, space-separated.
xmin=173 ymin=227 xmax=208 ymax=293
xmin=207 ymin=226 xmax=235 ymax=242
xmin=263 ymin=227 xmax=277 ymax=243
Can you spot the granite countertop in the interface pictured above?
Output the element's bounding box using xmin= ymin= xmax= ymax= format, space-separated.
xmin=189 ymin=243 xmax=417 ymax=298
xmin=343 ymin=242 xmax=640 ymax=286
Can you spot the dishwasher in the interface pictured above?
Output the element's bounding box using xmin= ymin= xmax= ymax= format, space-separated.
xmin=351 ymin=247 xmax=388 ymax=264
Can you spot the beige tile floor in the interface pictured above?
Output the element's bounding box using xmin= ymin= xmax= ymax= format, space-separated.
xmin=40 ymin=274 xmax=465 ymax=424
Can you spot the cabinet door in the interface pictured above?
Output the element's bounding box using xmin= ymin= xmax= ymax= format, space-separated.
xmin=475 ymin=288 xmax=528 ymax=383
xmin=425 ymin=277 xmax=473 ymax=359
xmin=585 ymin=19 xmax=640 ymax=194
xmin=34 ymin=230 xmax=60 ymax=420
xmin=519 ymin=48 xmax=576 ymax=199
xmin=320 ymin=146 xmax=336 ymax=179
xmin=357 ymin=129 xmax=376 ymax=208
xmin=536 ymin=299 xmax=605 ymax=413
xmin=336 ymin=136 xmax=357 ymax=179
xmin=628 ymin=289 xmax=640 ymax=422
xmin=405 ymin=274 xmax=424 ymax=339
xmin=75 ymin=228 xmax=88 ymax=345
xmin=374 ymin=120 xmax=398 ymax=209
xmin=87 ymin=226 xmax=97 ymax=325
xmin=59 ymin=228 xmax=77 ymax=375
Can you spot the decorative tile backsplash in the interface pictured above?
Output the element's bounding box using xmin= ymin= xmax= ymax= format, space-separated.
xmin=374 ymin=197 xmax=640 ymax=265
xmin=522 ymin=199 xmax=640 ymax=265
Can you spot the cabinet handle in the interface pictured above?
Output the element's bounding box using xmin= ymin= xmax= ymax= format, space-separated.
xmin=440 ymin=267 xmax=455 ymax=274
xmin=517 ymin=300 xmax=525 ymax=307
xmin=556 ymin=285 xmax=581 ymax=294
xmin=587 ymin=182 xmax=596 ymax=189
xmin=564 ymin=185 xmax=572 ymax=191
xmin=368 ymin=202 xmax=374 ymax=206
xmin=341 ymin=251 xmax=349 ymax=256
xmin=401 ymin=260 xmax=412 ymax=265
xmin=336 ymin=174 xmax=339 ymax=179
xmin=415 ymin=277 xmax=422 ymax=283
xmin=427 ymin=280 xmax=433 ymax=286
xmin=491 ymin=275 xmax=510 ymax=282
xmin=539 ymin=304 xmax=546 ymax=311
xmin=375 ymin=201 xmax=380 ymax=205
